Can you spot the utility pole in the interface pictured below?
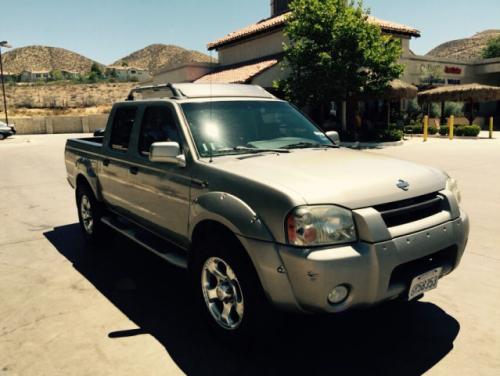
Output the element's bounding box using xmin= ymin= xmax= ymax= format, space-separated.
xmin=0 ymin=41 xmax=12 ymax=125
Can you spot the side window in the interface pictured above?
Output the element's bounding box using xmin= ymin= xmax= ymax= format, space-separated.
xmin=138 ymin=105 xmax=181 ymax=155
xmin=110 ymin=107 xmax=137 ymax=151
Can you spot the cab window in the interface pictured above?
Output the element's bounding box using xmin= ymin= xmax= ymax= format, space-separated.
xmin=110 ymin=107 xmax=137 ymax=151
xmin=138 ymin=105 xmax=181 ymax=156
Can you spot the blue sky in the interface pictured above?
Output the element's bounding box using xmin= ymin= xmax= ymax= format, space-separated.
xmin=1 ymin=0 xmax=498 ymax=64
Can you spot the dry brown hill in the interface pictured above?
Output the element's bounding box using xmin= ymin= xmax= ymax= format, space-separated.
xmin=113 ymin=44 xmax=215 ymax=74
xmin=426 ymin=30 xmax=500 ymax=62
xmin=2 ymin=45 xmax=102 ymax=74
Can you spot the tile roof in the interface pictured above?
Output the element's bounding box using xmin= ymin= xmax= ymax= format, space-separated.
xmin=194 ymin=58 xmax=279 ymax=84
xmin=208 ymin=12 xmax=420 ymax=50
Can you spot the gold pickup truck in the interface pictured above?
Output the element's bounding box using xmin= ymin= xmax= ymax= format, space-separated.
xmin=65 ymin=83 xmax=469 ymax=340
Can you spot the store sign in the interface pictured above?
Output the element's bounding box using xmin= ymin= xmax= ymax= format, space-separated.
xmin=444 ymin=66 xmax=462 ymax=75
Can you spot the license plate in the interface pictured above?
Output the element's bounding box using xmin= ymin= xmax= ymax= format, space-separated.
xmin=408 ymin=268 xmax=442 ymax=300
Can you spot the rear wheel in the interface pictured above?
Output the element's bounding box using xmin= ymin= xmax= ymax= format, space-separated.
xmin=0 ymin=133 xmax=5 ymax=140
xmin=76 ymin=184 xmax=106 ymax=243
xmin=191 ymin=232 xmax=273 ymax=342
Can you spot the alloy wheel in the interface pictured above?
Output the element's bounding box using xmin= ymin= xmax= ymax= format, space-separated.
xmin=201 ymin=257 xmax=244 ymax=330
xmin=80 ymin=195 xmax=94 ymax=234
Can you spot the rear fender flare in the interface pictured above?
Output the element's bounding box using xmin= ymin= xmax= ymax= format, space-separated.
xmin=75 ymin=157 xmax=103 ymax=201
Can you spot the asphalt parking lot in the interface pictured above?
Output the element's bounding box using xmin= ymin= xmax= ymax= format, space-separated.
xmin=1 ymin=133 xmax=499 ymax=375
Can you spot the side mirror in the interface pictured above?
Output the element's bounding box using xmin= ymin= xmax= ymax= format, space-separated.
xmin=149 ymin=142 xmax=186 ymax=167
xmin=325 ymin=131 xmax=340 ymax=146
xmin=93 ymin=128 xmax=105 ymax=137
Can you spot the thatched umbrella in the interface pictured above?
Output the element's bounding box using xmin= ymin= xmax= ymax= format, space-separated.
xmin=382 ymin=79 xmax=418 ymax=127
xmin=384 ymin=79 xmax=418 ymax=100
xmin=418 ymin=83 xmax=500 ymax=124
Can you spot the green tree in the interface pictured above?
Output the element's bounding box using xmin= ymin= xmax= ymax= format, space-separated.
xmin=482 ymin=36 xmax=500 ymax=59
xmin=90 ymin=63 xmax=103 ymax=79
xmin=86 ymin=71 xmax=99 ymax=83
xmin=50 ymin=69 xmax=64 ymax=81
xmin=275 ymin=0 xmax=403 ymax=125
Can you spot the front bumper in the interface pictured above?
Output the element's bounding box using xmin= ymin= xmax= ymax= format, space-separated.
xmin=242 ymin=211 xmax=469 ymax=314
xmin=0 ymin=130 xmax=15 ymax=138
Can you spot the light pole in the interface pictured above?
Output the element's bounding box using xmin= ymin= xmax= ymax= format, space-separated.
xmin=0 ymin=41 xmax=12 ymax=125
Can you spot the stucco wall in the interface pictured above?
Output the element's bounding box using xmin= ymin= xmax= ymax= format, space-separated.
xmin=251 ymin=63 xmax=288 ymax=88
xmin=401 ymin=55 xmax=473 ymax=86
xmin=11 ymin=114 xmax=108 ymax=135
xmin=151 ymin=64 xmax=217 ymax=84
xmin=218 ymin=30 xmax=286 ymax=66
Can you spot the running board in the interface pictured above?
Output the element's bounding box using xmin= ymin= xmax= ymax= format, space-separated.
xmin=101 ymin=216 xmax=188 ymax=269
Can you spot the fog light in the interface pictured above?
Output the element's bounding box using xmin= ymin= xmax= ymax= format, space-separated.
xmin=328 ymin=285 xmax=349 ymax=304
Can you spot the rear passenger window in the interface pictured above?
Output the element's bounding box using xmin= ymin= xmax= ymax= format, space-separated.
xmin=110 ymin=107 xmax=137 ymax=151
xmin=138 ymin=106 xmax=181 ymax=155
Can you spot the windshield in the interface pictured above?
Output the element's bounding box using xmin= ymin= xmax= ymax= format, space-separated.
xmin=180 ymin=100 xmax=333 ymax=157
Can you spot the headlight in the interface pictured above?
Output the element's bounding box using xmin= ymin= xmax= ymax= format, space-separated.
xmin=286 ymin=205 xmax=357 ymax=246
xmin=446 ymin=177 xmax=461 ymax=204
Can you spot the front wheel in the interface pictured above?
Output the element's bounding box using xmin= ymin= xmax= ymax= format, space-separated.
xmin=191 ymin=234 xmax=273 ymax=342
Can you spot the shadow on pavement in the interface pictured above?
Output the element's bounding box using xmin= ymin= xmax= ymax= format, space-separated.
xmin=44 ymin=224 xmax=460 ymax=376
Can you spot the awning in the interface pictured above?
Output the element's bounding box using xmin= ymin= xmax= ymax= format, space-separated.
xmin=418 ymin=83 xmax=500 ymax=103
xmin=194 ymin=59 xmax=279 ymax=84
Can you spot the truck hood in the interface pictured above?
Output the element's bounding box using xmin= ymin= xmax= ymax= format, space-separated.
xmin=210 ymin=148 xmax=447 ymax=209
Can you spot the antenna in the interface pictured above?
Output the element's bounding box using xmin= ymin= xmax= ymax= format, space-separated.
xmin=209 ymin=49 xmax=214 ymax=162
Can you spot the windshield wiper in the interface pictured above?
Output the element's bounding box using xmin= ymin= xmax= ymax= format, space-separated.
xmin=283 ymin=142 xmax=338 ymax=150
xmin=212 ymin=146 xmax=290 ymax=155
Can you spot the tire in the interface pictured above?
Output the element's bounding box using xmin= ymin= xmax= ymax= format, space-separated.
xmin=76 ymin=183 xmax=106 ymax=244
xmin=0 ymin=133 xmax=5 ymax=140
xmin=191 ymin=232 xmax=273 ymax=343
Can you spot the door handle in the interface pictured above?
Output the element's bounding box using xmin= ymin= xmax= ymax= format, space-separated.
xmin=103 ymin=159 xmax=110 ymax=167
xmin=129 ymin=166 xmax=139 ymax=175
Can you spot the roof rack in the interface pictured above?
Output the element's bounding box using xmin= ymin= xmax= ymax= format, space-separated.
xmin=126 ymin=83 xmax=183 ymax=101
xmin=126 ymin=82 xmax=276 ymax=101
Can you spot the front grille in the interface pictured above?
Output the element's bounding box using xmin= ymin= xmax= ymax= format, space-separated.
xmin=389 ymin=246 xmax=458 ymax=288
xmin=374 ymin=193 xmax=444 ymax=228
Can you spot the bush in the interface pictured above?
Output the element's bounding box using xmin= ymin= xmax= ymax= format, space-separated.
xmin=380 ymin=128 xmax=404 ymax=142
xmin=461 ymin=125 xmax=481 ymax=137
xmin=444 ymin=102 xmax=464 ymax=117
xmin=430 ymin=103 xmax=441 ymax=118
xmin=454 ymin=126 xmax=464 ymax=136
xmin=438 ymin=125 xmax=480 ymax=137
xmin=404 ymin=124 xmax=422 ymax=134
xmin=428 ymin=125 xmax=438 ymax=135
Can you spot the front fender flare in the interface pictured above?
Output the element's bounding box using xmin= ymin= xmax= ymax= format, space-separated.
xmin=189 ymin=192 xmax=274 ymax=242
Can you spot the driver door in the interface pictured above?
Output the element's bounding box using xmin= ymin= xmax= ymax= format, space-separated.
xmin=127 ymin=103 xmax=191 ymax=246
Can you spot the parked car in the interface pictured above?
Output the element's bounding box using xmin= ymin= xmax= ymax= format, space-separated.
xmin=0 ymin=121 xmax=16 ymax=140
xmin=65 ymin=83 xmax=469 ymax=339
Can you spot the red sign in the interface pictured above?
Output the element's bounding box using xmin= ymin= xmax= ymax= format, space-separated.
xmin=445 ymin=66 xmax=462 ymax=74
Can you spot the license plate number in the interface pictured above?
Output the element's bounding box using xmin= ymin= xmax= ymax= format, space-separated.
xmin=408 ymin=268 xmax=442 ymax=300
